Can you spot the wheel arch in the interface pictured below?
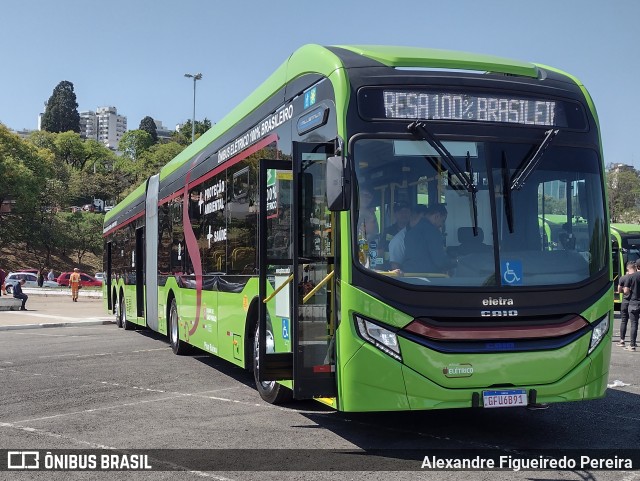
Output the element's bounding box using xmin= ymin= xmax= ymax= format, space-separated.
xmin=244 ymin=296 xmax=261 ymax=371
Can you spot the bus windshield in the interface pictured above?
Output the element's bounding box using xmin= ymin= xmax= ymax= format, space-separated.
xmin=352 ymin=137 xmax=607 ymax=288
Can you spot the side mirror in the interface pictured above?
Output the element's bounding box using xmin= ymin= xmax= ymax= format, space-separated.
xmin=326 ymin=155 xmax=351 ymax=211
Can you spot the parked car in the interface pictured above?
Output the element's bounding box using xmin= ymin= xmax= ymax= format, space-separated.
xmin=94 ymin=272 xmax=104 ymax=281
xmin=4 ymin=272 xmax=58 ymax=293
xmin=57 ymin=272 xmax=103 ymax=287
xmin=19 ymin=268 xmax=39 ymax=275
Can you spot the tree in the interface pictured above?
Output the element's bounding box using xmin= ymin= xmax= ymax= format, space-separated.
xmin=173 ymin=118 xmax=212 ymax=145
xmin=0 ymin=126 xmax=54 ymax=243
xmin=136 ymin=141 xmax=185 ymax=179
xmin=41 ymin=81 xmax=80 ymax=133
xmin=54 ymin=131 xmax=88 ymax=168
xmin=607 ymin=167 xmax=640 ymax=222
xmin=139 ymin=116 xmax=158 ymax=143
xmin=59 ymin=212 xmax=104 ymax=264
xmin=119 ymin=130 xmax=153 ymax=162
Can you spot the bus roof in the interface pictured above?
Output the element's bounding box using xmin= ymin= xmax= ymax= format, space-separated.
xmin=337 ymin=45 xmax=539 ymax=77
xmin=105 ymin=44 xmax=573 ymax=225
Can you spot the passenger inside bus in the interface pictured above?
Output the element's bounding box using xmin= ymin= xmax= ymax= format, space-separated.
xmin=388 ymin=204 xmax=427 ymax=270
xmin=402 ymin=204 xmax=457 ymax=275
xmin=358 ymin=186 xmax=379 ymax=244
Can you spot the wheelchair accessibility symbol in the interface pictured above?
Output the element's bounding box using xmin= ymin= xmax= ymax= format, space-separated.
xmin=501 ymin=260 xmax=522 ymax=285
xmin=282 ymin=318 xmax=290 ymax=340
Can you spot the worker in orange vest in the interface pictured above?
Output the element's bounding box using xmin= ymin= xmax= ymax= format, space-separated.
xmin=69 ymin=268 xmax=82 ymax=302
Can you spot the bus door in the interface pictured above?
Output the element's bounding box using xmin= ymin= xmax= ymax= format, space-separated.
xmin=106 ymin=242 xmax=112 ymax=310
xmin=135 ymin=227 xmax=145 ymax=319
xmin=258 ymin=143 xmax=337 ymax=399
xmin=258 ymin=160 xmax=295 ymax=381
xmin=611 ymin=233 xmax=621 ymax=304
xmin=292 ymin=142 xmax=337 ymax=399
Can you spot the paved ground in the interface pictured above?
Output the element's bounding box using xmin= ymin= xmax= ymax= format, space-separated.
xmin=0 ymin=290 xmax=111 ymax=331
xmin=0 ymin=321 xmax=638 ymax=480
xmin=0 ymin=297 xmax=638 ymax=479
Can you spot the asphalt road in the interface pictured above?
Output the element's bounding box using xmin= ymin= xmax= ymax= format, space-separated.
xmin=0 ymin=304 xmax=638 ymax=480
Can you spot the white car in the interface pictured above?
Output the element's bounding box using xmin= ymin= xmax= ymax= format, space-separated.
xmin=94 ymin=272 xmax=104 ymax=281
xmin=5 ymin=272 xmax=58 ymax=293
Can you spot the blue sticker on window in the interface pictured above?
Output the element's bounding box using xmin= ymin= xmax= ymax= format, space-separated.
xmin=304 ymin=87 xmax=317 ymax=109
xmin=501 ymin=260 xmax=522 ymax=285
xmin=282 ymin=318 xmax=289 ymax=340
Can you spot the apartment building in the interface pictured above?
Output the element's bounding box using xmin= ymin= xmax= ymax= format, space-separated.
xmin=80 ymin=106 xmax=127 ymax=150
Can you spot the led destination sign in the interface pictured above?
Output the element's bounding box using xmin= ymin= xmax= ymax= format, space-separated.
xmin=384 ymin=90 xmax=556 ymax=126
xmin=358 ymin=88 xmax=586 ymax=128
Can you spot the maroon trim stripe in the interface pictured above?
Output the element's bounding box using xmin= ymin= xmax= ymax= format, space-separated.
xmin=404 ymin=316 xmax=588 ymax=341
xmin=102 ymin=211 xmax=145 ymax=237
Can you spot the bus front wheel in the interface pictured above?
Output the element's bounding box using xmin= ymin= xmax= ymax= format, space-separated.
xmin=253 ymin=323 xmax=292 ymax=404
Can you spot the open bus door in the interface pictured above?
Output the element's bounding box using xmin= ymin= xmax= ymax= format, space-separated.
xmin=258 ymin=143 xmax=337 ymax=400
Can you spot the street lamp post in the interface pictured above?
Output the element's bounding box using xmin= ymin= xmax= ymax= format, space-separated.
xmin=184 ymin=73 xmax=203 ymax=143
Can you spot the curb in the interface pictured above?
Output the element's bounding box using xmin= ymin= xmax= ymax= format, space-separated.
xmin=0 ymin=319 xmax=115 ymax=332
xmin=20 ymin=290 xmax=103 ymax=299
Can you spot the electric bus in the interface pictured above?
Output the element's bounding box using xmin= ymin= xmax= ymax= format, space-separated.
xmin=103 ymin=45 xmax=611 ymax=411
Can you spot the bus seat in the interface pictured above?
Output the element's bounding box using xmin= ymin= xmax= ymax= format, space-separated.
xmin=448 ymin=227 xmax=491 ymax=257
xmin=231 ymin=247 xmax=255 ymax=272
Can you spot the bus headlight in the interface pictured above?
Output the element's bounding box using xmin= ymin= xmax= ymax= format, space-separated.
xmin=588 ymin=314 xmax=610 ymax=355
xmin=355 ymin=315 xmax=402 ymax=361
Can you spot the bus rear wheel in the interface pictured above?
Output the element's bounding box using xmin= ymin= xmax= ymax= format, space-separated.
xmin=115 ymin=294 xmax=123 ymax=328
xmin=121 ymin=296 xmax=134 ymax=330
xmin=169 ymin=298 xmax=190 ymax=355
xmin=253 ymin=323 xmax=292 ymax=404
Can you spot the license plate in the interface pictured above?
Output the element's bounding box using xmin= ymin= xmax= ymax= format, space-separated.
xmin=482 ymin=389 xmax=527 ymax=408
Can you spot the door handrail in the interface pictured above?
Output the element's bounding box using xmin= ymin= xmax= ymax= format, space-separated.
xmin=303 ymin=270 xmax=334 ymax=304
xmin=263 ymin=274 xmax=293 ymax=303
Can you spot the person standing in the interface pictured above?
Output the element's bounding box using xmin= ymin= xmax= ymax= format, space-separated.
xmin=0 ymin=268 xmax=6 ymax=296
xmin=622 ymin=260 xmax=640 ymax=351
xmin=47 ymin=269 xmax=55 ymax=282
xmin=13 ymin=279 xmax=28 ymax=310
xmin=617 ymin=262 xmax=636 ymax=347
xmin=69 ymin=268 xmax=82 ymax=302
xmin=37 ymin=269 xmax=45 ymax=288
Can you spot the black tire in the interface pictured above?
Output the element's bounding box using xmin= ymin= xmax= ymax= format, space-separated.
xmin=169 ymin=298 xmax=190 ymax=354
xmin=115 ymin=294 xmax=123 ymax=328
xmin=253 ymin=322 xmax=292 ymax=404
xmin=5 ymin=285 xmax=12 ymax=295
xmin=122 ymin=295 xmax=134 ymax=330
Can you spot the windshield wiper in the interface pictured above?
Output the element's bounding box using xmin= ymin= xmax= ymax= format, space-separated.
xmin=465 ymin=151 xmax=479 ymax=236
xmin=408 ymin=121 xmax=477 ymax=194
xmin=408 ymin=122 xmax=479 ymax=236
xmin=501 ymin=150 xmax=514 ymax=233
xmin=510 ymin=129 xmax=559 ymax=191
xmin=408 ymin=121 xmax=480 ymax=236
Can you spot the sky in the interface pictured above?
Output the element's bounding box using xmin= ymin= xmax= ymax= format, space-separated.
xmin=1 ymin=0 xmax=638 ymax=167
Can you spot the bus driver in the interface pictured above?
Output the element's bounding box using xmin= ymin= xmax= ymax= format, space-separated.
xmin=402 ymin=204 xmax=456 ymax=275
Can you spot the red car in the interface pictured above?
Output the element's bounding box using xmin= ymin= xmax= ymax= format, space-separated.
xmin=57 ymin=272 xmax=103 ymax=287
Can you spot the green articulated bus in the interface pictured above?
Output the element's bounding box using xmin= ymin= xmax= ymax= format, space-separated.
xmin=103 ymin=44 xmax=612 ymax=411
xmin=611 ymin=223 xmax=640 ymax=309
